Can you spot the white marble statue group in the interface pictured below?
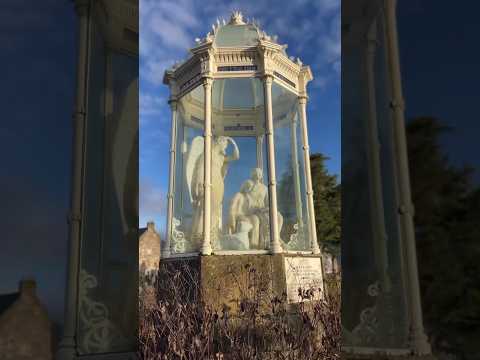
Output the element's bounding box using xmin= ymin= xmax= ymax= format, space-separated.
xmin=226 ymin=167 xmax=283 ymax=250
xmin=185 ymin=135 xmax=282 ymax=251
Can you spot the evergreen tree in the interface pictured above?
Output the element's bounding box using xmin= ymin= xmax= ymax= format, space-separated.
xmin=277 ymin=156 xmax=296 ymax=220
xmin=406 ymin=116 xmax=479 ymax=356
xmin=310 ymin=153 xmax=341 ymax=256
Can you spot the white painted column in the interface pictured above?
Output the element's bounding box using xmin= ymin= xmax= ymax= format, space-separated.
xmin=201 ymin=77 xmax=213 ymax=255
xmin=57 ymin=1 xmax=90 ymax=359
xmin=256 ymin=135 xmax=264 ymax=170
xmin=298 ymin=96 xmax=321 ymax=254
xmin=384 ymin=0 xmax=431 ymax=354
xmin=290 ymin=116 xmax=304 ymax=239
xmin=163 ymin=99 xmax=177 ymax=258
xmin=263 ymin=75 xmax=282 ymax=253
xmin=365 ymin=21 xmax=391 ymax=292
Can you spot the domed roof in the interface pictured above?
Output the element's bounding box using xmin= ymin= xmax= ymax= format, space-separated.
xmin=213 ymin=11 xmax=261 ymax=47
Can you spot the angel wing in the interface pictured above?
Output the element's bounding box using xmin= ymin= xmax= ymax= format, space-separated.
xmin=185 ymin=136 xmax=204 ymax=203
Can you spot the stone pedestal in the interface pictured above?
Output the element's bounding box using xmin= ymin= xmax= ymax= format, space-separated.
xmin=157 ymin=254 xmax=325 ymax=314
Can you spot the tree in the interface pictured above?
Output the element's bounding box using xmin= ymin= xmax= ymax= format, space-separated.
xmin=310 ymin=153 xmax=341 ymax=256
xmin=406 ymin=116 xmax=479 ymax=357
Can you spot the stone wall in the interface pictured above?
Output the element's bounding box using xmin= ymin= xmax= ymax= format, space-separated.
xmin=139 ymin=221 xmax=161 ymax=274
xmin=0 ymin=280 xmax=53 ymax=360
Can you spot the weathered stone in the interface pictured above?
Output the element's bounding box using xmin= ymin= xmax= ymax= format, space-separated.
xmin=158 ymin=253 xmax=325 ymax=315
xmin=139 ymin=221 xmax=161 ymax=274
xmin=0 ymin=279 xmax=53 ymax=360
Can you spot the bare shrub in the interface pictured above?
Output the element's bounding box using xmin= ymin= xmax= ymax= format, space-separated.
xmin=138 ymin=264 xmax=341 ymax=360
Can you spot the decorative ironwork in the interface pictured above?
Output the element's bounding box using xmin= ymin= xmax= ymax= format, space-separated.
xmin=351 ymin=281 xmax=380 ymax=345
xmin=284 ymin=223 xmax=300 ymax=250
xmin=180 ymin=73 xmax=201 ymax=91
xmin=218 ymin=65 xmax=257 ymax=72
xmin=171 ymin=217 xmax=187 ymax=253
xmin=273 ymin=71 xmax=296 ymax=88
xmin=78 ymin=270 xmax=126 ymax=354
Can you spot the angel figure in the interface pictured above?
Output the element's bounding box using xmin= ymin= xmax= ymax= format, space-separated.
xmin=186 ymin=135 xmax=240 ymax=249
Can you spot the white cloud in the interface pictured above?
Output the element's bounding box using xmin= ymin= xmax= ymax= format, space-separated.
xmin=140 ymin=93 xmax=165 ymax=116
xmin=149 ymin=15 xmax=193 ymax=50
xmin=141 ymin=58 xmax=175 ymax=85
xmin=332 ymin=59 xmax=340 ymax=74
xmin=140 ymin=0 xmax=199 ymax=87
xmin=312 ymin=76 xmax=328 ymax=89
xmin=139 ymin=178 xmax=167 ymax=216
xmin=315 ymin=0 xmax=340 ymax=13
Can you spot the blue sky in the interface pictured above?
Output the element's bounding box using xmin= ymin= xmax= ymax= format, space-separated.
xmin=139 ymin=0 xmax=341 ymax=233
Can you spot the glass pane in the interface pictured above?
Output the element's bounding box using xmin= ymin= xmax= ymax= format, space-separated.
xmin=214 ymin=24 xmax=259 ymax=47
xmin=341 ymin=38 xmax=377 ymax=347
xmin=212 ymin=77 xmax=263 ymax=110
xmin=272 ymin=81 xmax=310 ymax=251
xmin=341 ymin=14 xmax=410 ymax=350
xmin=77 ymin=18 xmax=138 ymax=355
xmin=172 ymin=85 xmax=205 ymax=253
xmin=211 ymin=78 xmax=269 ymax=251
xmin=374 ymin=13 xmax=409 ymax=348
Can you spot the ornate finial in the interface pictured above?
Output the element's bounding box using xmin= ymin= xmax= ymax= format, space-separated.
xmin=261 ymin=31 xmax=271 ymax=41
xmin=229 ymin=10 xmax=245 ymax=25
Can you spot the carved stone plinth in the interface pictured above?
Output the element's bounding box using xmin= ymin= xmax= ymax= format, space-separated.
xmin=157 ymin=254 xmax=325 ymax=315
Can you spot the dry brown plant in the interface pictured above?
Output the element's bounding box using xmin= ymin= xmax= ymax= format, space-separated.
xmin=138 ymin=264 xmax=341 ymax=360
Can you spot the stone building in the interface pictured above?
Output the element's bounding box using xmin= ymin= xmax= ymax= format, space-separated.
xmin=139 ymin=221 xmax=161 ymax=275
xmin=0 ymin=279 xmax=53 ymax=360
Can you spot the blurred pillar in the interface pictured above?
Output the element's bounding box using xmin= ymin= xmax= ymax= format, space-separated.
xmin=57 ymin=1 xmax=90 ymax=359
xmin=384 ymin=0 xmax=431 ymax=355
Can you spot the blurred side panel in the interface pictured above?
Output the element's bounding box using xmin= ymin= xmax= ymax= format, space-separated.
xmin=341 ymin=0 xmax=431 ymax=357
xmin=57 ymin=0 xmax=139 ymax=358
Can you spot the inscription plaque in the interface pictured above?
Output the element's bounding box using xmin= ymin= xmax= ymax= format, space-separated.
xmin=284 ymin=257 xmax=324 ymax=303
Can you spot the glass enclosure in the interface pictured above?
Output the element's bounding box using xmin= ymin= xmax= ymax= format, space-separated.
xmin=169 ymin=77 xmax=312 ymax=254
xmin=272 ymin=81 xmax=310 ymax=251
xmin=77 ymin=18 xmax=138 ymax=355
xmin=342 ymin=14 xmax=410 ymax=350
xmin=172 ymin=85 xmax=205 ymax=254
xmin=211 ymin=78 xmax=269 ymax=251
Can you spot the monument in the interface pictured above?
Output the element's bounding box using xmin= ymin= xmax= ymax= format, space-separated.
xmin=160 ymin=11 xmax=325 ymax=312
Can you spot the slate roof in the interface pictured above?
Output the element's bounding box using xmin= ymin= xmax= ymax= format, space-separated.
xmin=0 ymin=292 xmax=19 ymax=316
